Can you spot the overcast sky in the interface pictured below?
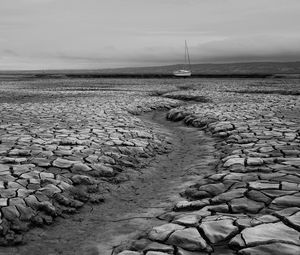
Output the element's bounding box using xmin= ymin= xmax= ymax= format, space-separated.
xmin=1 ymin=0 xmax=300 ymax=70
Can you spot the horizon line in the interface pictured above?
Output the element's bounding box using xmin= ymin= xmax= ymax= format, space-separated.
xmin=1 ymin=60 xmax=300 ymax=72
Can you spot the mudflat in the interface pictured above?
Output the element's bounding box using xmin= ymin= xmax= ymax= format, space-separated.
xmin=0 ymin=78 xmax=299 ymax=255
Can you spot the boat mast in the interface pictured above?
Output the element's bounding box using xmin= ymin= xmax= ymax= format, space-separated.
xmin=184 ymin=41 xmax=187 ymax=67
xmin=185 ymin=40 xmax=191 ymax=71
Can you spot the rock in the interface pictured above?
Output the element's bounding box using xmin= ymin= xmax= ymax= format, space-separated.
xmin=71 ymin=174 xmax=95 ymax=185
xmin=129 ymin=238 xmax=151 ymax=251
xmin=98 ymin=155 xmax=115 ymax=164
xmin=271 ymin=195 xmax=300 ymax=208
xmin=211 ymin=189 xmax=246 ymax=203
xmin=38 ymin=201 xmax=57 ymax=216
xmin=184 ymin=189 xmax=211 ymax=200
xmin=0 ymin=198 xmax=8 ymax=206
xmin=9 ymin=197 xmax=26 ymax=207
xmin=146 ymin=252 xmax=170 ymax=255
xmin=222 ymin=155 xmax=240 ymax=163
xmin=230 ymin=197 xmax=264 ymax=213
xmin=200 ymin=219 xmax=238 ymax=244
xmin=173 ymin=215 xmax=200 ymax=227
xmin=236 ymin=222 xmax=300 ymax=247
xmin=39 ymin=184 xmax=61 ymax=196
xmin=58 ymin=180 xmax=72 ymax=190
xmin=91 ymin=164 xmax=114 ymax=177
xmin=286 ymin=211 xmax=300 ymax=230
xmin=144 ymin=242 xmax=174 ymax=253
xmin=59 ymin=138 xmax=78 ymax=145
xmin=16 ymin=204 xmax=35 ymax=221
xmin=249 ymin=181 xmax=280 ymax=190
xmin=239 ymin=243 xmax=300 ymax=255
xmin=282 ymin=159 xmax=300 ymax=167
xmin=12 ymin=164 xmax=33 ymax=175
xmin=24 ymin=195 xmax=40 ymax=209
xmin=157 ymin=211 xmax=179 ymax=221
xmin=273 ymin=207 xmax=300 ymax=217
xmin=85 ymin=155 xmax=99 ymax=163
xmin=256 ymin=215 xmax=278 ymax=224
xmin=258 ymin=147 xmax=274 ymax=153
xmin=177 ymin=248 xmax=209 ymax=255
xmin=38 ymin=150 xmax=53 ymax=157
xmin=167 ymin=228 xmax=208 ymax=251
xmin=52 ymin=158 xmax=73 ymax=168
xmin=282 ymin=150 xmax=300 ymax=156
xmin=214 ymin=123 xmax=234 ymax=132
xmin=40 ymin=172 xmax=55 ymax=179
xmin=117 ymin=251 xmax=141 ymax=255
xmin=246 ymin=190 xmax=272 ymax=204
xmin=2 ymin=205 xmax=20 ymax=221
xmin=0 ymin=164 xmax=10 ymax=172
xmin=1 ymin=157 xmax=27 ymax=163
xmin=213 ymin=246 xmax=236 ymax=255
xmin=223 ymin=173 xmax=247 ymax=181
xmin=208 ymin=173 xmax=227 ymax=181
xmin=224 ymin=158 xmax=245 ymax=167
xmin=0 ymin=188 xmax=17 ymax=198
xmin=187 ymin=210 xmax=212 ymax=218
xmin=148 ymin=223 xmax=185 ymax=242
xmin=55 ymin=193 xmax=84 ymax=208
xmin=229 ymin=233 xmax=246 ymax=248
xmin=0 ymin=173 xmax=17 ymax=182
xmin=204 ymin=204 xmax=229 ymax=213
xmin=281 ymin=181 xmax=299 ymax=191
xmin=174 ymin=200 xmax=209 ymax=211
xmin=261 ymin=189 xmax=295 ymax=198
xmin=31 ymin=158 xmax=51 ymax=167
xmin=199 ymin=183 xmax=226 ymax=196
xmin=235 ymin=217 xmax=260 ymax=228
xmin=246 ymin=157 xmax=264 ymax=166
xmin=71 ymin=163 xmax=92 ymax=172
xmin=168 ymin=111 xmax=185 ymax=121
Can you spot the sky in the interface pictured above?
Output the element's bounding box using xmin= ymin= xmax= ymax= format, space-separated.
xmin=1 ymin=0 xmax=300 ymax=70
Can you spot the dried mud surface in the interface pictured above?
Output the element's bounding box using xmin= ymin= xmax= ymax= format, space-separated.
xmin=0 ymin=78 xmax=299 ymax=255
xmin=1 ymin=111 xmax=216 ymax=255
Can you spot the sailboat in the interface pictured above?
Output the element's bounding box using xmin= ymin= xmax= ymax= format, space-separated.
xmin=173 ymin=40 xmax=192 ymax=77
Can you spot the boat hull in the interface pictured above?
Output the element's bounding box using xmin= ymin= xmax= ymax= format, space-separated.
xmin=173 ymin=70 xmax=192 ymax=77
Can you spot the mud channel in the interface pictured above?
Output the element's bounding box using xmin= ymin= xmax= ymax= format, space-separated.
xmin=0 ymin=109 xmax=218 ymax=255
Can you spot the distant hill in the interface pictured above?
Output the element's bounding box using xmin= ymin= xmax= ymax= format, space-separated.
xmin=1 ymin=62 xmax=300 ymax=79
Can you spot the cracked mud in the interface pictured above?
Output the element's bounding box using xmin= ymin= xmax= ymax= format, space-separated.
xmin=0 ymin=78 xmax=299 ymax=255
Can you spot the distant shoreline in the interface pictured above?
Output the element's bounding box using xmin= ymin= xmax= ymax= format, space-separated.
xmin=1 ymin=61 xmax=300 ymax=79
xmin=0 ymin=73 xmax=300 ymax=80
xmin=34 ymin=73 xmax=274 ymax=79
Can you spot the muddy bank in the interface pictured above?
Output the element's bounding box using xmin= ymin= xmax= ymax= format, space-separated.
xmin=116 ymin=91 xmax=300 ymax=254
xmin=0 ymin=110 xmax=217 ymax=255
